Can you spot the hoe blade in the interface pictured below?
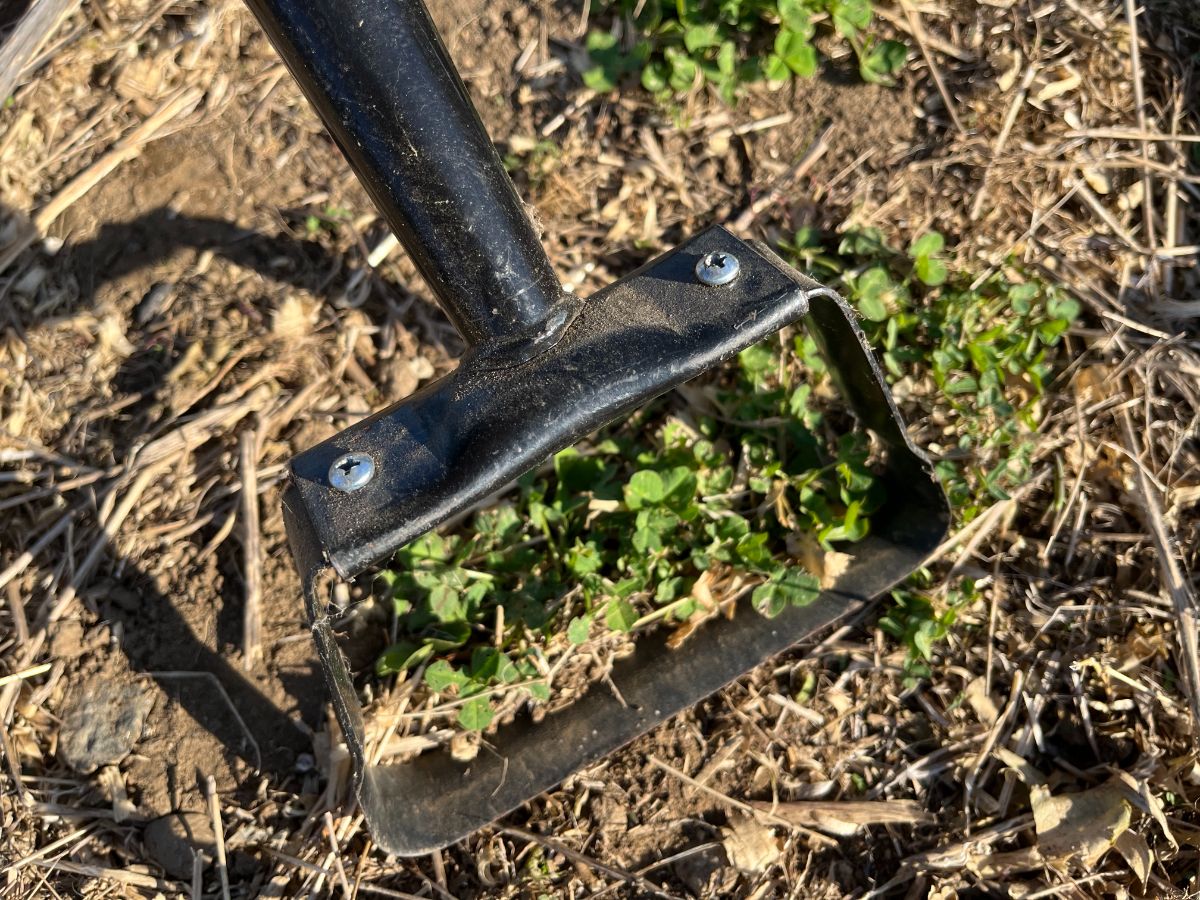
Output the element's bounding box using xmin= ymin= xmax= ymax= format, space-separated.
xmin=283 ymin=227 xmax=949 ymax=855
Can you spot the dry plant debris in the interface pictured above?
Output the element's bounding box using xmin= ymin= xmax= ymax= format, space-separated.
xmin=0 ymin=0 xmax=1198 ymax=897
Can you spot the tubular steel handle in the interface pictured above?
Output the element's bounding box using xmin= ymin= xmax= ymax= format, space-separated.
xmin=245 ymin=0 xmax=564 ymax=346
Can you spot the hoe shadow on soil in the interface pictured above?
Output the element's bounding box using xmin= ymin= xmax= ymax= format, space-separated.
xmin=106 ymin=569 xmax=319 ymax=788
xmin=6 ymin=204 xmax=346 ymax=790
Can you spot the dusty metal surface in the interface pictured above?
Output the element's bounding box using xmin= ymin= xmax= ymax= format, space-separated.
xmin=290 ymin=227 xmax=813 ymax=578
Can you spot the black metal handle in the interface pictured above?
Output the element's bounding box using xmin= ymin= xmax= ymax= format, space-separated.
xmin=244 ymin=0 xmax=563 ymax=346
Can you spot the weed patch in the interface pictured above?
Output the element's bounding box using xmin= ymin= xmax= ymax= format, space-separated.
xmin=583 ymin=0 xmax=907 ymax=101
xmin=782 ymin=227 xmax=1079 ymax=670
xmin=371 ymin=231 xmax=1079 ymax=728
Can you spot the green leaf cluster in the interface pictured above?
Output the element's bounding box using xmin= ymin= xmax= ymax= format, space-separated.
xmin=582 ymin=0 xmax=907 ymax=102
xmin=779 ymin=225 xmax=1080 ymax=524
xmin=879 ymin=575 xmax=979 ymax=684
xmin=302 ymin=204 xmax=351 ymax=237
xmin=374 ymin=331 xmax=883 ymax=728
xmin=780 ymin=225 xmax=1081 ymax=668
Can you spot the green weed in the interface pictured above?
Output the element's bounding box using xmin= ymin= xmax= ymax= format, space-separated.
xmin=583 ymin=0 xmax=907 ymax=102
xmin=781 ymin=225 xmax=1079 ymax=522
xmin=303 ymin=205 xmax=351 ymax=237
xmin=878 ymin=572 xmax=980 ymax=684
xmin=372 ymin=229 xmax=1080 ymax=720
xmin=780 ymin=225 xmax=1080 ymax=666
xmin=374 ymin=330 xmax=879 ymax=729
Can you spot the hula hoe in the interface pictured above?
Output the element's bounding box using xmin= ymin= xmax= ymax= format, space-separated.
xmin=246 ymin=0 xmax=950 ymax=856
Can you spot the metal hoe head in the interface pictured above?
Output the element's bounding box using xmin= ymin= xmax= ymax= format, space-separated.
xmin=248 ymin=0 xmax=950 ymax=856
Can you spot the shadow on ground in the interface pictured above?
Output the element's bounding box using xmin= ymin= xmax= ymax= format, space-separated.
xmin=1 ymin=201 xmax=369 ymax=801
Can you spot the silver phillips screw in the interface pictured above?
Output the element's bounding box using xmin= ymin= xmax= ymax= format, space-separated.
xmin=695 ymin=251 xmax=741 ymax=286
xmin=328 ymin=452 xmax=375 ymax=492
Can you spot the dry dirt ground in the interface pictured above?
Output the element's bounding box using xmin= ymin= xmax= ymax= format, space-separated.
xmin=2 ymin=0 xmax=1200 ymax=897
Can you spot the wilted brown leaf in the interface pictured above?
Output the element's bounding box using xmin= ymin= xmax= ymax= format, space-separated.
xmin=788 ymin=531 xmax=852 ymax=589
xmin=721 ymin=814 xmax=780 ymax=873
xmin=1033 ymin=783 xmax=1131 ymax=865
xmin=666 ymin=568 xmax=740 ymax=649
xmin=1113 ymin=830 xmax=1153 ymax=885
xmin=749 ymin=799 xmax=932 ymax=836
xmin=992 ymin=749 xmax=1133 ymax=868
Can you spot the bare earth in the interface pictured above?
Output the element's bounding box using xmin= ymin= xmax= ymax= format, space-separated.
xmin=2 ymin=0 xmax=1199 ymax=897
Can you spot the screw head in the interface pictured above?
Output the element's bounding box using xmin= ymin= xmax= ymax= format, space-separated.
xmin=695 ymin=250 xmax=741 ymax=287
xmin=328 ymin=452 xmax=375 ymax=492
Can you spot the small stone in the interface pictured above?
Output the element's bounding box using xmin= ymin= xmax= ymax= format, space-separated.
xmin=58 ymin=679 xmax=153 ymax=774
xmin=450 ymin=730 xmax=480 ymax=762
xmin=294 ymin=752 xmax=316 ymax=774
xmin=144 ymin=811 xmax=215 ymax=880
xmin=381 ymin=355 xmax=419 ymax=400
xmin=47 ymin=619 xmax=86 ymax=661
xmin=410 ymin=356 xmax=435 ymax=381
xmin=674 ymin=845 xmax=738 ymax=896
xmin=134 ymin=282 xmax=176 ymax=325
xmin=12 ymin=265 xmax=46 ymax=296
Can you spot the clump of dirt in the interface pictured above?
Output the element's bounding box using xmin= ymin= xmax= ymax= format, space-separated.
xmin=57 ymin=674 xmax=154 ymax=774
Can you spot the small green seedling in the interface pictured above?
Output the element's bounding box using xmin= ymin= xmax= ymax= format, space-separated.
xmin=879 ymin=575 xmax=979 ymax=684
xmin=303 ymin=205 xmax=351 ymax=237
xmin=583 ymin=0 xmax=908 ymax=102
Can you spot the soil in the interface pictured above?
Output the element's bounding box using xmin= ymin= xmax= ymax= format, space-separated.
xmin=25 ymin=0 xmax=580 ymax=821
xmin=40 ymin=99 xmax=348 ymax=817
xmin=0 ymin=0 xmax=973 ymax=889
xmin=16 ymin=0 xmax=913 ymax=830
xmin=7 ymin=0 xmax=1195 ymax=896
